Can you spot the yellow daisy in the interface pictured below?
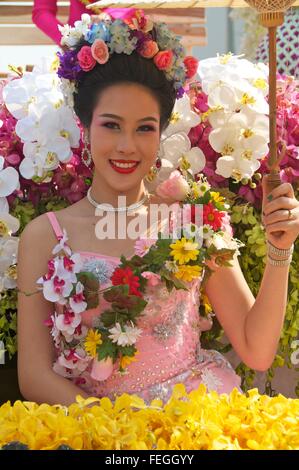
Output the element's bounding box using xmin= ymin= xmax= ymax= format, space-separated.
xmin=174 ymin=264 xmax=202 ymax=282
xmin=210 ymin=191 xmax=225 ymax=204
xmin=120 ymin=353 xmax=138 ymax=369
xmin=84 ymin=329 xmax=102 ymax=358
xmin=170 ymin=237 xmax=199 ymax=265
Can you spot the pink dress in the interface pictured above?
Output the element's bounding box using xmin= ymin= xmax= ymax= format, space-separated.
xmin=46 ymin=211 xmax=242 ymax=404
xmin=32 ymin=0 xmax=138 ymax=45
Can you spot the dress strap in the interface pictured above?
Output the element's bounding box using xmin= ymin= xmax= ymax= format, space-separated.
xmin=46 ymin=211 xmax=64 ymax=241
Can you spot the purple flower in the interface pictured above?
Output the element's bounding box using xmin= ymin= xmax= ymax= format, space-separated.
xmin=176 ymin=86 xmax=185 ymax=99
xmin=57 ymin=50 xmax=84 ymax=81
xmin=131 ymin=30 xmax=150 ymax=50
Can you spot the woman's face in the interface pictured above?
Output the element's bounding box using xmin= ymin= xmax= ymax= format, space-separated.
xmin=88 ymin=83 xmax=161 ymax=193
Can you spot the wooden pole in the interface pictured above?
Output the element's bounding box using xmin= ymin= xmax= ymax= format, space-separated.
xmin=264 ymin=25 xmax=282 ymax=193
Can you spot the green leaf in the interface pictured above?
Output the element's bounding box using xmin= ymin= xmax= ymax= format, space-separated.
xmin=77 ymin=271 xmax=100 ymax=309
xmin=119 ymin=345 xmax=136 ymax=357
xmin=160 ymin=269 xmax=188 ymax=291
xmin=97 ymin=340 xmax=118 ymax=362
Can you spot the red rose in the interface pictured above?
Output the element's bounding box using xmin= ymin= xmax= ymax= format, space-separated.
xmin=77 ymin=46 xmax=96 ymax=72
xmin=153 ymin=50 xmax=173 ymax=71
xmin=184 ymin=56 xmax=199 ymax=79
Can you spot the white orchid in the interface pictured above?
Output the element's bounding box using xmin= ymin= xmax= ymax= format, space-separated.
xmin=55 ymin=311 xmax=82 ymax=337
xmin=0 ymin=236 xmax=19 ymax=292
xmin=0 ymin=197 xmax=9 ymax=213
xmin=198 ymin=54 xmax=270 ymax=181
xmin=55 ymin=348 xmax=90 ymax=374
xmin=52 ymin=229 xmax=72 ymax=257
xmin=3 ymin=73 xmax=39 ymax=120
xmin=0 ymin=212 xmax=20 ymax=237
xmin=38 ymin=105 xmax=80 ymax=149
xmin=0 ymin=156 xmax=19 ymax=198
xmin=162 ymin=93 xmax=201 ymax=138
xmin=3 ymin=71 xmax=61 ymax=120
xmin=3 ymin=57 xmax=80 ymax=183
xmin=160 ymin=132 xmax=206 ymax=175
xmin=215 ymin=154 xmax=260 ymax=182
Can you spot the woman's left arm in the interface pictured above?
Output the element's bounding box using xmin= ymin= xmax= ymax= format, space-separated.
xmin=204 ymin=178 xmax=299 ymax=371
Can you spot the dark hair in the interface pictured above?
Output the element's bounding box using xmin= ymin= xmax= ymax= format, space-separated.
xmin=73 ymin=47 xmax=176 ymax=134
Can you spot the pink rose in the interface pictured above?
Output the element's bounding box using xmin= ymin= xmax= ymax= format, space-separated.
xmin=77 ymin=46 xmax=96 ymax=72
xmin=141 ymin=271 xmax=161 ymax=287
xmin=184 ymin=56 xmax=199 ymax=79
xmin=153 ymin=50 xmax=173 ymax=71
xmin=156 ymin=170 xmax=190 ymax=202
xmin=138 ymin=40 xmax=159 ymax=59
xmin=91 ymin=39 xmax=109 ymax=65
xmin=90 ymin=356 xmax=114 ymax=381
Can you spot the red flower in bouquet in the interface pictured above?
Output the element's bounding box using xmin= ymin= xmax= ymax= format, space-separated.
xmin=111 ymin=266 xmax=142 ymax=297
xmin=203 ymin=202 xmax=225 ymax=231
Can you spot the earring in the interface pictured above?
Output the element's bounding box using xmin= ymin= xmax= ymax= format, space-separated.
xmin=144 ymin=156 xmax=162 ymax=183
xmin=82 ymin=132 xmax=92 ymax=167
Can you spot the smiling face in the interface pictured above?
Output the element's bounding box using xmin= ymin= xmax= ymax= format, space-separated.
xmin=88 ymin=82 xmax=161 ymax=194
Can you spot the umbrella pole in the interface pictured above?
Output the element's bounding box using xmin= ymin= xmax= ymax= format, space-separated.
xmin=266 ymin=25 xmax=281 ymax=192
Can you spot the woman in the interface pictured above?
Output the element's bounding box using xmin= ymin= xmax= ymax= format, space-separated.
xmin=32 ymin=0 xmax=137 ymax=46
xmin=17 ymin=13 xmax=299 ymax=406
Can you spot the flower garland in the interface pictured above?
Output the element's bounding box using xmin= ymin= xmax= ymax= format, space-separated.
xmin=36 ymin=169 xmax=242 ymax=383
xmin=1 ymin=384 xmax=299 ymax=450
xmin=56 ymin=11 xmax=199 ymax=101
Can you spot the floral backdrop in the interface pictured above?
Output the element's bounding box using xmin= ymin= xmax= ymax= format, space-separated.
xmin=0 ymin=53 xmax=298 ymax=398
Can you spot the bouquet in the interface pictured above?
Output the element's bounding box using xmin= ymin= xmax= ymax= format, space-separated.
xmin=36 ymin=168 xmax=242 ymax=384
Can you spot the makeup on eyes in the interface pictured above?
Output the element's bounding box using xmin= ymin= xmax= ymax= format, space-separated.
xmin=101 ymin=122 xmax=156 ymax=132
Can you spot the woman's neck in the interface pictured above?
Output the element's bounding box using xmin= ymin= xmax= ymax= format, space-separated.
xmin=89 ymin=174 xmax=148 ymax=209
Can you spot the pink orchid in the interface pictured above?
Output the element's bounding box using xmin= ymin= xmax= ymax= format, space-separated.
xmin=63 ymin=256 xmax=75 ymax=272
xmin=69 ymin=281 xmax=87 ymax=314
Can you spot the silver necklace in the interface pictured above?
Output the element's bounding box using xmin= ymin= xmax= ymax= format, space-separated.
xmin=86 ymin=187 xmax=150 ymax=213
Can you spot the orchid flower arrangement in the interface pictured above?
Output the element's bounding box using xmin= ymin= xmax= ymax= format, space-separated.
xmin=0 ymin=46 xmax=298 ymax=394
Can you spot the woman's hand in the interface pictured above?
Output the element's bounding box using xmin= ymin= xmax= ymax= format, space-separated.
xmin=262 ymin=175 xmax=299 ymax=250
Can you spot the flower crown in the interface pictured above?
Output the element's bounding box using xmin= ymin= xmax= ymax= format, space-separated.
xmin=57 ymin=10 xmax=199 ymax=100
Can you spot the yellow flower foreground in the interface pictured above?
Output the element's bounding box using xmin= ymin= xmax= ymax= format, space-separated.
xmin=0 ymin=384 xmax=298 ymax=450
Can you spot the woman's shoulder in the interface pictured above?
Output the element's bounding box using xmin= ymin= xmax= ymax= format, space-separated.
xmin=18 ymin=202 xmax=79 ymax=252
